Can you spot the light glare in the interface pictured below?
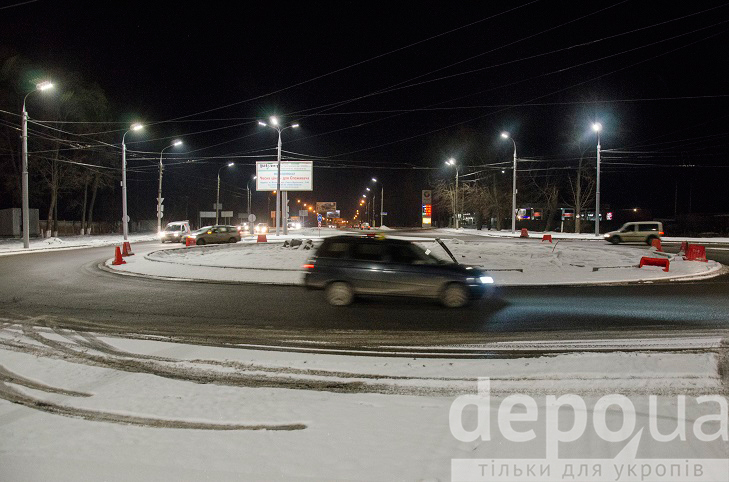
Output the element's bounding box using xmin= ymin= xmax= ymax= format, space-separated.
xmin=172 ymin=140 xmax=183 ymax=146
xmin=501 ymin=132 xmax=509 ymax=139
xmin=270 ymin=116 xmax=279 ymax=126
xmin=131 ymin=123 xmax=143 ymax=131
xmin=592 ymin=122 xmax=602 ymax=132
xmin=37 ymin=81 xmax=54 ymax=91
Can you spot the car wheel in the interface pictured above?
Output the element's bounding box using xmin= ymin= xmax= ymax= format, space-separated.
xmin=440 ymin=283 xmax=470 ymax=308
xmin=325 ymin=282 xmax=354 ymax=307
xmin=196 ymin=238 xmax=205 ymax=246
xmin=609 ymin=235 xmax=621 ymax=245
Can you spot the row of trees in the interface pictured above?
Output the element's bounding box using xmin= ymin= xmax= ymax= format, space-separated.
xmin=429 ymin=132 xmax=598 ymax=233
xmin=0 ymin=54 xmax=118 ymax=234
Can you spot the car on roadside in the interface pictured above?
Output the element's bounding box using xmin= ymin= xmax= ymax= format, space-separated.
xmin=254 ymin=223 xmax=269 ymax=234
xmin=159 ymin=221 xmax=191 ymax=243
xmin=187 ymin=225 xmax=241 ymax=245
xmin=604 ymin=221 xmax=664 ymax=245
xmin=303 ymin=235 xmax=494 ymax=308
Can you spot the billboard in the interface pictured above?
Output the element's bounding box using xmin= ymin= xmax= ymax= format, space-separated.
xmin=316 ymin=202 xmax=336 ymax=214
xmin=256 ymin=161 xmax=313 ymax=191
xmin=326 ymin=210 xmax=341 ymax=219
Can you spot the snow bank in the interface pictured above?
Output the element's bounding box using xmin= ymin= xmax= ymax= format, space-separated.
xmin=106 ymin=236 xmax=724 ymax=286
xmin=0 ymin=233 xmax=157 ymax=256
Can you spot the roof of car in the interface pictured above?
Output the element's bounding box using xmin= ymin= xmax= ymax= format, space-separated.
xmin=321 ymin=235 xmax=410 ymax=245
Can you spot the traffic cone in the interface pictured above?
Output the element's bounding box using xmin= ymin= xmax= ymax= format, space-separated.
xmin=185 ymin=236 xmax=194 ymax=247
xmin=122 ymin=241 xmax=134 ymax=256
xmin=257 ymin=234 xmax=267 ymax=243
xmin=112 ymin=246 xmax=126 ymax=265
xmin=542 ymin=234 xmax=553 ymax=243
xmin=520 ymin=228 xmax=529 ymax=238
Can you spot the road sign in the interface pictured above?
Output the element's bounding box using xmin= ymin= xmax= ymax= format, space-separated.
xmin=199 ymin=211 xmax=216 ymax=218
xmin=213 ymin=203 xmax=222 ymax=210
xmin=299 ymin=210 xmax=308 ymax=217
xmin=248 ymin=214 xmax=256 ymax=223
xmin=317 ymin=213 xmax=323 ymax=222
xmin=157 ymin=205 xmax=164 ymax=214
xmin=221 ymin=211 xmax=233 ymax=218
xmin=158 ymin=197 xmax=164 ymax=203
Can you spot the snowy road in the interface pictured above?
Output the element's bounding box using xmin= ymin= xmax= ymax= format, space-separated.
xmin=0 ymin=237 xmax=728 ymax=353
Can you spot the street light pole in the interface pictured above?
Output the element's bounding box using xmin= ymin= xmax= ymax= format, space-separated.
xmin=445 ymin=158 xmax=459 ymax=229
xmin=121 ymin=123 xmax=144 ymax=241
xmin=21 ymin=81 xmax=54 ymax=248
xmin=247 ymin=175 xmax=256 ymax=219
xmin=593 ymin=123 xmax=602 ymax=236
xmin=501 ymin=132 xmax=517 ymax=234
xmin=258 ymin=117 xmax=299 ymax=236
xmin=371 ymin=178 xmax=383 ymax=228
xmin=216 ymin=162 xmax=234 ymax=225
xmin=157 ymin=140 xmax=182 ymax=234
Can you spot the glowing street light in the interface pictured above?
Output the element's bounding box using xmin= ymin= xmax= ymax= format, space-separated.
xmin=122 ymin=123 xmax=144 ymax=240
xmin=258 ymin=116 xmax=300 ymax=235
xmin=21 ymin=80 xmax=55 ymax=247
xmin=500 ymin=132 xmax=517 ymax=234
xmin=216 ymin=162 xmax=235 ymax=224
xmin=445 ymin=158 xmax=459 ymax=229
xmin=592 ymin=122 xmax=603 ymax=236
xmin=157 ymin=139 xmax=183 ymax=234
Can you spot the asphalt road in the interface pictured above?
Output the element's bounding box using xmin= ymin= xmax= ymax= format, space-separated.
xmin=1 ymin=232 xmax=728 ymax=354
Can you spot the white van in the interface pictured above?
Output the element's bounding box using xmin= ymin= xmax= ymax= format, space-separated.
xmin=604 ymin=221 xmax=663 ymax=245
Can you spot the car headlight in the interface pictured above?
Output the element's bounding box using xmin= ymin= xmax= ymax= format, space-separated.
xmin=479 ymin=276 xmax=494 ymax=284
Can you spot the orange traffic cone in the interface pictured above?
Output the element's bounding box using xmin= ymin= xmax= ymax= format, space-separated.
xmin=520 ymin=228 xmax=529 ymax=238
xmin=185 ymin=236 xmax=194 ymax=247
xmin=112 ymin=246 xmax=126 ymax=265
xmin=122 ymin=241 xmax=134 ymax=256
xmin=257 ymin=234 xmax=267 ymax=243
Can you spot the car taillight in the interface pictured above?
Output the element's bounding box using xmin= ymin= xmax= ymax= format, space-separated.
xmin=302 ymin=264 xmax=315 ymax=269
xmin=659 ymin=231 xmax=664 ymax=236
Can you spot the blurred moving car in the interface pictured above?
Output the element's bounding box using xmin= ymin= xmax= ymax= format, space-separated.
xmin=187 ymin=225 xmax=241 ymax=245
xmin=604 ymin=221 xmax=664 ymax=245
xmin=287 ymin=221 xmax=302 ymax=230
xmin=159 ymin=221 xmax=191 ymax=243
xmin=237 ymin=222 xmax=252 ymax=235
xmin=254 ymin=223 xmax=269 ymax=234
xmin=303 ymin=235 xmax=493 ymax=308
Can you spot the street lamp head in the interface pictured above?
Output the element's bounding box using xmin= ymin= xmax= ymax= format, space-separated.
xmin=36 ymin=81 xmax=54 ymax=91
xmin=371 ymin=178 xmax=377 ymax=182
xmin=270 ymin=116 xmax=279 ymax=126
xmin=252 ymin=175 xmax=257 ymax=180
xmin=500 ymin=132 xmax=510 ymax=139
xmin=445 ymin=158 xmax=456 ymax=166
xmin=258 ymin=121 xmax=267 ymax=127
xmin=172 ymin=140 xmax=183 ymax=147
xmin=291 ymin=123 xmax=300 ymax=128
xmin=227 ymin=162 xmax=234 ymax=167
xmin=130 ymin=123 xmax=143 ymax=131
xmin=362 ymin=194 xmax=367 ymax=198
xmin=592 ymin=122 xmax=602 ymax=133
xmin=366 ymin=187 xmax=371 ymax=191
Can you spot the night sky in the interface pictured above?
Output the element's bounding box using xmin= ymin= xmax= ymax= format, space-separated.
xmin=2 ymin=0 xmax=729 ymax=227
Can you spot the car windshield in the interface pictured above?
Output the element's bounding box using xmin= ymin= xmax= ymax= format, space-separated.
xmin=165 ymin=225 xmax=183 ymax=232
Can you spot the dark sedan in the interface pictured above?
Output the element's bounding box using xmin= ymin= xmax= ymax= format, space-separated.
xmin=303 ymin=235 xmax=494 ymax=307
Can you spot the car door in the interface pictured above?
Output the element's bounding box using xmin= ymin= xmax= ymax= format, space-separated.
xmin=348 ymin=241 xmax=391 ymax=294
xmin=622 ymin=224 xmax=638 ymax=242
xmin=385 ymin=244 xmax=437 ymax=296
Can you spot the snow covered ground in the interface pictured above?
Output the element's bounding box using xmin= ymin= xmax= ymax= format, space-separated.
xmin=107 ymin=236 xmax=724 ymax=286
xmin=0 ymin=233 xmax=158 ymax=256
xmin=0 ymin=323 xmax=726 ymax=481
